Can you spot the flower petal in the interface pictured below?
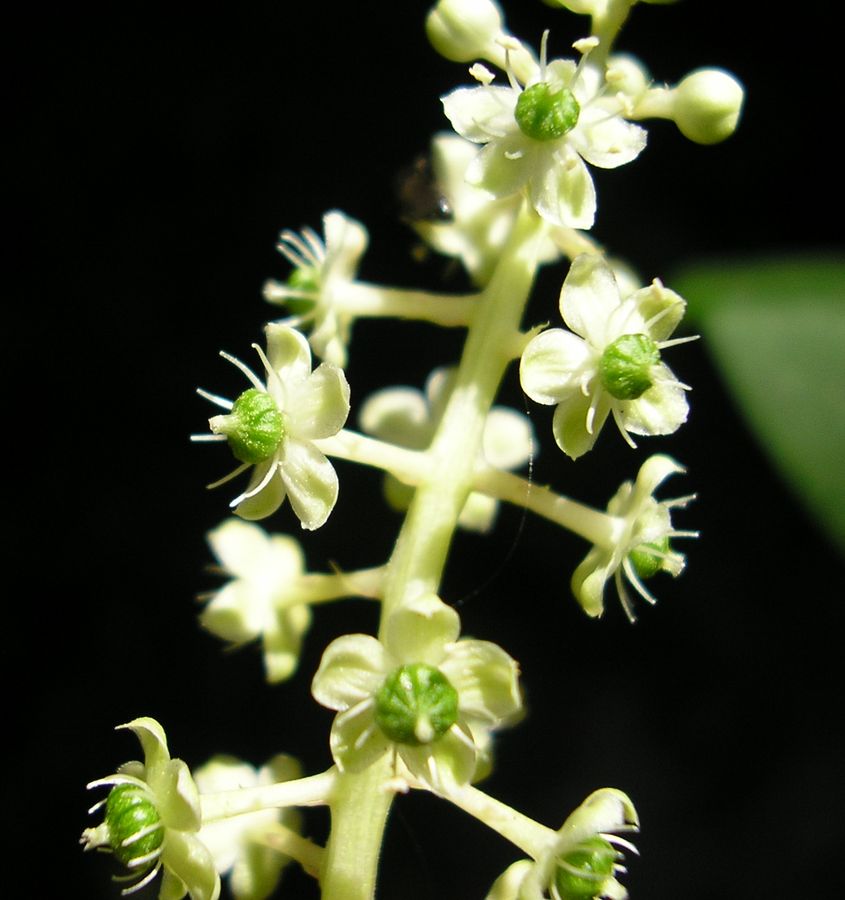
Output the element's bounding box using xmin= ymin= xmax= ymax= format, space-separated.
xmin=482 ymin=406 xmax=534 ymax=469
xmin=571 ymin=112 xmax=647 ymax=169
xmin=457 ymin=492 xmax=498 ymax=533
xmin=200 ymin=581 xmax=265 ymax=645
xmin=440 ymin=639 xmax=522 ymax=725
xmin=161 ymin=830 xmax=221 ymax=900
xmin=520 ymin=328 xmax=593 ymax=405
xmin=235 ymin=463 xmax=286 ymax=522
xmin=467 ymin=133 xmax=536 ymax=199
xmin=529 ymin=147 xmax=596 ymax=229
xmin=277 ymin=439 xmax=339 ymax=530
xmin=552 ymin=389 xmax=610 ymax=459
xmin=442 ymin=85 xmax=518 ymax=143
xmin=330 ymin=702 xmax=391 ymax=773
xmin=400 ymin=722 xmax=477 ymax=787
xmin=117 ymin=717 xmax=171 ymax=789
xmin=311 ymin=633 xmax=389 ymax=710
xmin=570 ymin=545 xmax=615 ymax=617
xmin=207 ymin=518 xmax=268 ymax=578
xmin=323 ymin=210 xmax=368 ymax=284
xmin=263 ymin=603 xmax=312 ymax=683
xmin=560 ymin=254 xmax=623 ymax=347
xmin=385 ymin=593 xmax=461 ymax=665
xmin=359 ymin=386 xmax=431 ymax=448
xmin=620 ymin=372 xmax=688 ymax=436
xmin=159 ymin=758 xmax=203 ymax=832
xmin=265 ymin=324 xmax=313 ymax=388
xmin=285 ymin=363 xmax=350 ymax=440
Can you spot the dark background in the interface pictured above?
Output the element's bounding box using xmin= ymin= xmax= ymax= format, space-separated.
xmin=10 ymin=1 xmax=843 ymax=897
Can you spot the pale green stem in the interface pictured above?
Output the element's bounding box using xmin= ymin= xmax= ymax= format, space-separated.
xmin=297 ymin=565 xmax=386 ymax=604
xmin=341 ymin=282 xmax=478 ymax=326
xmin=430 ymin=781 xmax=556 ymax=859
xmin=320 ymin=203 xmax=544 ymax=900
xmin=200 ymin=768 xmax=337 ymax=822
xmin=629 ymin=85 xmax=676 ymax=121
xmin=473 ymin=466 xmax=623 ymax=549
xmin=315 ymin=430 xmax=431 ymax=487
xmin=257 ymin=822 xmax=326 ymax=879
xmin=590 ymin=0 xmax=636 ymax=70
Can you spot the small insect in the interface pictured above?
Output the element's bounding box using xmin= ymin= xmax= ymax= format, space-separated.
xmin=394 ymin=153 xmax=453 ymax=223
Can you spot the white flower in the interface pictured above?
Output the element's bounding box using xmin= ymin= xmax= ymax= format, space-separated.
xmin=311 ymin=593 xmax=522 ymax=789
xmin=360 ymin=366 xmax=534 ymax=532
xmin=196 ymin=324 xmax=350 ymax=529
xmin=200 ymin=519 xmax=312 ymax=682
xmin=572 ymin=454 xmax=696 ymax=621
xmin=442 ymin=34 xmax=646 ymax=228
xmin=487 ymin=788 xmax=639 ymax=900
xmin=81 ymin=718 xmax=220 ymax=900
xmin=194 ymin=754 xmax=302 ymax=900
xmin=520 ymin=253 xmax=690 ymax=459
xmin=263 ymin=211 xmax=368 ymax=367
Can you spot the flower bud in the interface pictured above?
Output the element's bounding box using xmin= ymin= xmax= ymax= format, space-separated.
xmin=374 ymin=662 xmax=459 ymax=745
xmin=426 ymin=0 xmax=503 ymax=63
xmin=673 ymin=68 xmax=744 ymax=144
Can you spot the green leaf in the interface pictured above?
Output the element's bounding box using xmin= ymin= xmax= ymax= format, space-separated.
xmin=673 ymin=254 xmax=845 ymax=556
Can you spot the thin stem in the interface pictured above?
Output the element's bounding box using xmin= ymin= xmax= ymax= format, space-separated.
xmin=200 ymin=768 xmax=336 ymax=823
xmin=257 ymin=822 xmax=326 ymax=879
xmin=341 ymin=282 xmax=479 ymax=327
xmin=473 ymin=466 xmax=623 ymax=549
xmin=431 ymin=781 xmax=556 ymax=859
xmin=314 ymin=430 xmax=431 ymax=487
xmin=296 ymin=565 xmax=386 ymax=605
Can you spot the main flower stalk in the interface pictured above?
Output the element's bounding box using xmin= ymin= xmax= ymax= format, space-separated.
xmin=320 ymin=202 xmax=544 ymax=900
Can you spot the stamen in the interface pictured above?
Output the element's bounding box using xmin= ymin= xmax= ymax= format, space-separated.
xmin=278 ymin=228 xmax=323 ymax=269
xmin=300 ymin=226 xmax=327 ymax=264
xmin=621 ymin=557 xmax=659 ymax=606
xmin=251 ymin=342 xmax=287 ymax=401
xmin=195 ymin=387 xmax=233 ymax=410
xmin=189 ymin=433 xmax=228 ymax=443
xmin=229 ymin=461 xmax=278 ymax=507
xmin=219 ymin=350 xmax=265 ymax=391
xmin=539 ymin=30 xmax=550 ymax=79
xmin=119 ymin=860 xmax=161 ymax=895
xmin=610 ymin=406 xmax=638 ymax=448
xmin=657 ymin=334 xmax=700 ymax=350
xmin=206 ymin=462 xmax=250 ymax=490
xmin=603 ymin=834 xmax=640 ymax=855
xmin=614 ymin=569 xmax=637 ymax=623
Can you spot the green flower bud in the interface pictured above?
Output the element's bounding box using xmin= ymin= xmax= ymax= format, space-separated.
xmin=426 ymin=0 xmax=503 ymax=63
xmin=209 ymin=388 xmax=284 ymax=465
xmin=629 ymin=536 xmax=670 ymax=579
xmin=554 ymin=836 xmax=616 ymax=900
xmin=515 ymin=83 xmax=580 ymax=142
xmin=374 ymin=663 xmax=459 ymax=746
xmin=104 ymin=784 xmax=164 ymax=868
xmin=673 ymin=68 xmax=744 ymax=145
xmin=599 ymin=333 xmax=660 ymax=400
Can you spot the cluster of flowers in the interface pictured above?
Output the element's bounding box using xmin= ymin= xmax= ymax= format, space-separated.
xmin=84 ymin=0 xmax=742 ymax=897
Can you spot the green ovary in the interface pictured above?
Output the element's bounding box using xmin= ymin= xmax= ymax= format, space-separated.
xmin=599 ymin=333 xmax=660 ymax=400
xmin=374 ymin=663 xmax=459 ymax=745
xmin=554 ymin=836 xmax=616 ymax=900
xmin=629 ymin=536 xmax=670 ymax=579
xmin=211 ymin=388 xmax=285 ymax=464
xmin=104 ymin=784 xmax=164 ymax=867
xmin=515 ymin=83 xmax=580 ymax=141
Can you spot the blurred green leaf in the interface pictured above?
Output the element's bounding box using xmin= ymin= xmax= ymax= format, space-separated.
xmin=673 ymin=254 xmax=845 ymax=556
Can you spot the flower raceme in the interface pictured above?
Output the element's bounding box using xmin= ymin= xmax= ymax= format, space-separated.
xmin=194 ymin=324 xmax=350 ymax=529
xmin=442 ymin=32 xmax=647 ymax=229
xmin=520 ymin=253 xmax=692 ymax=459
xmin=81 ymin=718 xmax=220 ymax=900
xmin=311 ymin=593 xmax=522 ymax=789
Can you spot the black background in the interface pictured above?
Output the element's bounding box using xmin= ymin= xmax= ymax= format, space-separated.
xmin=10 ymin=1 xmax=844 ymax=898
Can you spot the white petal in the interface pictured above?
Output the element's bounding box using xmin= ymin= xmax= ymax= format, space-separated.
xmin=620 ymin=371 xmax=689 ymax=436
xmin=312 ymin=634 xmax=389 ymax=710
xmin=359 ymin=386 xmax=431 ymax=448
xmin=467 ymin=134 xmax=535 ymax=199
xmin=265 ymin=323 xmax=313 ymax=388
xmin=482 ymin=406 xmax=534 ymax=469
xmin=278 ymin=438 xmax=339 ymax=530
xmin=206 ymin=518 xmax=269 ymax=577
xmin=285 ymin=363 xmax=350 ymax=440
xmin=234 ymin=463 xmax=287 ymax=521
xmin=442 ymin=85 xmax=518 ymax=143
xmin=552 ymin=390 xmax=611 ymax=459
xmin=520 ymin=328 xmax=592 ymax=405
xmin=528 ymin=147 xmax=596 ymax=229
xmin=560 ymin=253 xmax=623 ymax=347
xmin=322 ymin=210 xmax=368 ymax=284
xmin=571 ymin=112 xmax=647 ymax=169
xmin=385 ymin=593 xmax=460 ymax=665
